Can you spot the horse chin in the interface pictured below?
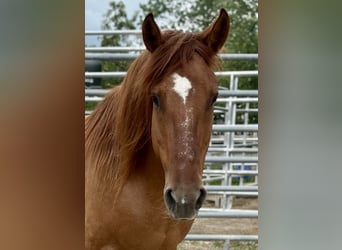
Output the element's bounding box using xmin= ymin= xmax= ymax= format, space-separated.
xmin=166 ymin=206 xmax=199 ymax=221
xmin=170 ymin=213 xmax=197 ymax=221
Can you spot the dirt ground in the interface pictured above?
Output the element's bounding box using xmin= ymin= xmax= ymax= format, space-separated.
xmin=191 ymin=196 xmax=258 ymax=235
xmin=178 ymin=196 xmax=258 ymax=249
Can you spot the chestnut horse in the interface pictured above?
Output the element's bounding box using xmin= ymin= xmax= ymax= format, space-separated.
xmin=85 ymin=9 xmax=230 ymax=250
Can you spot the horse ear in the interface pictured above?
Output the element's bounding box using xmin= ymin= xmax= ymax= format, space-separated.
xmin=199 ymin=9 xmax=230 ymax=53
xmin=142 ymin=13 xmax=163 ymax=52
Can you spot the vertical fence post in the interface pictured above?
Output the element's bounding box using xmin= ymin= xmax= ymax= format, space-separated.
xmin=223 ymin=239 xmax=230 ymax=250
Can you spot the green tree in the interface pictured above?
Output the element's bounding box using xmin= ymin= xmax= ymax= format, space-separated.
xmin=139 ymin=0 xmax=258 ymax=53
xmin=100 ymin=0 xmax=138 ymax=87
xmin=101 ymin=1 xmax=137 ymax=46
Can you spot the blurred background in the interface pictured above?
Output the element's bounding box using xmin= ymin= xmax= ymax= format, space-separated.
xmin=85 ymin=1 xmax=259 ymax=249
xmin=0 ymin=0 xmax=341 ymax=249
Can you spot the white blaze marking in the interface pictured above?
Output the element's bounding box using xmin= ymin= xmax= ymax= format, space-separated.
xmin=172 ymin=73 xmax=192 ymax=104
xmin=171 ymin=73 xmax=195 ymax=164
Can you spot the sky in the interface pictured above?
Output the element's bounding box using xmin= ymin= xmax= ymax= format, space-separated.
xmin=85 ymin=0 xmax=146 ymax=46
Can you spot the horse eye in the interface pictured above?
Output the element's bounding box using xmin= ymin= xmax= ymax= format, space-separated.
xmin=211 ymin=94 xmax=218 ymax=106
xmin=151 ymin=95 xmax=160 ymax=108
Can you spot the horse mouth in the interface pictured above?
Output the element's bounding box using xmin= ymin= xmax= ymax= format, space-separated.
xmin=167 ymin=206 xmax=199 ymax=220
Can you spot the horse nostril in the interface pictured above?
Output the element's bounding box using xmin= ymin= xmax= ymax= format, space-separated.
xmin=164 ymin=188 xmax=176 ymax=210
xmin=164 ymin=187 xmax=207 ymax=214
xmin=196 ymin=188 xmax=207 ymax=210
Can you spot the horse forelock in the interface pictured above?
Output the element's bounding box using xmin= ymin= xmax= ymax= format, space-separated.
xmin=85 ymin=30 xmax=219 ymax=199
xmin=146 ymin=31 xmax=218 ymax=85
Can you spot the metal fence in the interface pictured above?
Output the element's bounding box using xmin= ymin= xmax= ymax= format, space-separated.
xmin=85 ymin=30 xmax=258 ymax=250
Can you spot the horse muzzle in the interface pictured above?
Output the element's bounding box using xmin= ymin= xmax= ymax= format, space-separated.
xmin=163 ymin=187 xmax=207 ymax=220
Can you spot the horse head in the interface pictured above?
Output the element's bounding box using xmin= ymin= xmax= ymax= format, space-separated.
xmin=142 ymin=9 xmax=230 ymax=220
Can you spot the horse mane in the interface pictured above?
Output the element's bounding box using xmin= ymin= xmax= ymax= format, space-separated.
xmin=85 ymin=30 xmax=219 ymax=198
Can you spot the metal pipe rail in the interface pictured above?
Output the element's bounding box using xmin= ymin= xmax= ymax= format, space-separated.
xmin=203 ymin=170 xmax=258 ymax=176
xmin=185 ymin=234 xmax=258 ymax=241
xmin=85 ymin=53 xmax=137 ymax=61
xmin=85 ymin=97 xmax=102 ymax=102
xmin=210 ymin=137 xmax=258 ymax=142
xmin=203 ymin=185 xmax=258 ymax=196
xmin=213 ymin=124 xmax=258 ymax=132
xmin=85 ymin=88 xmax=258 ymax=98
xmin=85 ymin=72 xmax=126 ymax=78
xmin=185 ymin=234 xmax=258 ymax=250
xmin=85 ymin=70 xmax=258 ymax=78
xmin=216 ymin=97 xmax=258 ymax=103
xmin=85 ymin=52 xmax=258 ymax=61
xmin=85 ymin=89 xmax=107 ymax=96
xmin=198 ymin=209 xmax=258 ymax=218
xmin=217 ymin=90 xmax=258 ymax=97
xmin=214 ymin=108 xmax=258 ymax=114
xmin=205 ymin=191 xmax=258 ymax=196
xmin=207 ymin=148 xmax=258 ymax=153
xmin=205 ymin=156 xmax=258 ymax=163
xmin=205 ymin=165 xmax=258 ymax=171
xmin=86 ymin=30 xmax=142 ymax=35
xmin=204 ymin=186 xmax=257 ymax=192
xmin=230 ymin=143 xmax=259 ymax=148
xmin=86 ymin=47 xmax=145 ymax=52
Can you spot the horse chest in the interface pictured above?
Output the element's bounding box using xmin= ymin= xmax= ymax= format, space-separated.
xmin=107 ymin=181 xmax=193 ymax=249
xmin=111 ymin=212 xmax=192 ymax=250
